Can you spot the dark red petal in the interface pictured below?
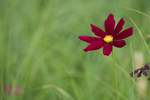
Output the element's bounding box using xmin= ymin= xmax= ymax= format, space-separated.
xmin=78 ymin=36 xmax=103 ymax=43
xmin=112 ymin=40 xmax=126 ymax=48
xmin=143 ymin=69 xmax=148 ymax=76
xmin=137 ymin=70 xmax=142 ymax=77
xmin=144 ymin=63 xmax=150 ymax=69
xmin=90 ymin=24 xmax=106 ymax=38
xmin=130 ymin=72 xmax=133 ymax=77
xmin=130 ymin=68 xmax=142 ymax=77
xmin=114 ymin=27 xmax=133 ymax=40
xmin=103 ymin=43 xmax=113 ymax=56
xmin=113 ymin=18 xmax=125 ymax=37
xmin=104 ymin=14 xmax=115 ymax=35
xmin=84 ymin=41 xmax=105 ymax=52
xmin=134 ymin=68 xmax=142 ymax=74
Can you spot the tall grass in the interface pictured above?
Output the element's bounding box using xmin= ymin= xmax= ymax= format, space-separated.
xmin=0 ymin=0 xmax=150 ymax=100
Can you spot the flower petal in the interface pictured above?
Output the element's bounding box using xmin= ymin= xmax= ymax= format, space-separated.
xmin=90 ymin=24 xmax=106 ymax=38
xmin=130 ymin=68 xmax=142 ymax=77
xmin=104 ymin=14 xmax=115 ymax=35
xmin=112 ymin=40 xmax=126 ymax=48
xmin=134 ymin=68 xmax=142 ymax=74
xmin=143 ymin=69 xmax=148 ymax=76
xmin=114 ymin=27 xmax=133 ymax=40
xmin=78 ymin=35 xmax=103 ymax=43
xmin=137 ymin=70 xmax=142 ymax=77
xmin=103 ymin=43 xmax=112 ymax=56
xmin=113 ymin=18 xmax=125 ymax=37
xmin=84 ymin=41 xmax=105 ymax=52
xmin=130 ymin=72 xmax=133 ymax=77
xmin=144 ymin=63 xmax=150 ymax=69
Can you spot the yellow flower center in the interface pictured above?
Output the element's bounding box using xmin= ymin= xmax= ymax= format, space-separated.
xmin=103 ymin=35 xmax=113 ymax=43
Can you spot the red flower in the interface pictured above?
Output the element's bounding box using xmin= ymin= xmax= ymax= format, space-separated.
xmin=78 ymin=14 xmax=133 ymax=56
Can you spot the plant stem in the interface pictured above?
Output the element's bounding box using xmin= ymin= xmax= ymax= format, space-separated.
xmin=112 ymin=50 xmax=119 ymax=100
xmin=129 ymin=42 xmax=135 ymax=100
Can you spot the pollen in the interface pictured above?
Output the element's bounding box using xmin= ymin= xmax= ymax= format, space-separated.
xmin=103 ymin=35 xmax=113 ymax=43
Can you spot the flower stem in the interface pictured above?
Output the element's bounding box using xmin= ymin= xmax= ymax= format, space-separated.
xmin=112 ymin=50 xmax=119 ymax=100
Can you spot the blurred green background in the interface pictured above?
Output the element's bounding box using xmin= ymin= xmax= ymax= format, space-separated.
xmin=0 ymin=0 xmax=150 ymax=100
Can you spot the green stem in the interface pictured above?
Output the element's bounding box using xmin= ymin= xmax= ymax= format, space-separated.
xmin=129 ymin=42 xmax=135 ymax=100
xmin=112 ymin=50 xmax=119 ymax=100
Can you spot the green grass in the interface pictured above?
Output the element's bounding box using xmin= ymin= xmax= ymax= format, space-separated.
xmin=0 ymin=0 xmax=150 ymax=100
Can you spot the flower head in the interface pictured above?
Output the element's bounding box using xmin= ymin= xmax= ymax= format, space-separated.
xmin=78 ymin=14 xmax=133 ymax=56
xmin=130 ymin=62 xmax=150 ymax=81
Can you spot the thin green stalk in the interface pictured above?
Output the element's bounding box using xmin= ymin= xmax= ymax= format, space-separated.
xmin=112 ymin=50 xmax=119 ymax=100
xmin=129 ymin=42 xmax=135 ymax=100
xmin=119 ymin=6 xmax=150 ymax=18
xmin=125 ymin=15 xmax=150 ymax=55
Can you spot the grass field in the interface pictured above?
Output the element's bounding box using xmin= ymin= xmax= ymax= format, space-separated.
xmin=1 ymin=0 xmax=150 ymax=100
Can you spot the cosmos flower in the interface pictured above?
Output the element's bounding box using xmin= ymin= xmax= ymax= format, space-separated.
xmin=130 ymin=62 xmax=150 ymax=81
xmin=78 ymin=14 xmax=133 ymax=56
